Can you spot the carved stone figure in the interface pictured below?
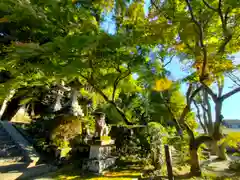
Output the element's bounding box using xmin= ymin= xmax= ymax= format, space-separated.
xmin=94 ymin=112 xmax=108 ymax=138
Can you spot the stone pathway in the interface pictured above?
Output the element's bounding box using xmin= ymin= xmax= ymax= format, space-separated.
xmin=0 ymin=121 xmax=57 ymax=180
xmin=201 ymin=155 xmax=240 ymax=178
xmin=0 ymin=123 xmax=28 ymax=165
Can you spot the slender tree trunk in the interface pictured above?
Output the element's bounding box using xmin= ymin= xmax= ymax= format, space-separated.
xmin=203 ymin=89 xmax=213 ymax=135
xmin=212 ymin=99 xmax=228 ymax=160
xmin=213 ymin=100 xmax=223 ymax=139
xmin=184 ymin=123 xmax=212 ymax=176
xmin=217 ymin=141 xmax=228 ymax=160
xmin=189 ymin=148 xmax=201 ymax=176
xmin=184 ymin=124 xmax=201 ymax=176
xmin=189 ymin=139 xmax=201 ymax=176
xmin=0 ymin=89 xmax=16 ymax=120
xmin=211 ymin=140 xmax=228 ymax=160
xmin=211 ymin=140 xmax=218 ymax=155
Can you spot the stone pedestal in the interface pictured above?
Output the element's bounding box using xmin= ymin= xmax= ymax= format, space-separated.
xmin=82 ymin=139 xmax=117 ymax=174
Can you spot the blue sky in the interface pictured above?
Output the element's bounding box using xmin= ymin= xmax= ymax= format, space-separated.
xmin=101 ymin=0 xmax=240 ymax=120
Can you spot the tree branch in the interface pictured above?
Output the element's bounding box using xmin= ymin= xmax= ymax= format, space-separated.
xmin=184 ymin=0 xmax=208 ymax=80
xmin=184 ymin=0 xmax=200 ymax=26
xmin=179 ymin=85 xmax=202 ymax=124
xmin=79 ymin=73 xmax=133 ymax=125
xmin=221 ymin=87 xmax=240 ymax=101
xmin=162 ymin=95 xmax=183 ymax=137
xmin=202 ymin=0 xmax=217 ymax=11
xmin=227 ymin=72 xmax=240 ymax=86
xmin=185 ymin=42 xmax=195 ymax=54
xmin=193 ymin=99 xmax=207 ymax=133
xmin=150 ymin=0 xmax=171 ymax=20
xmin=112 ymin=66 xmax=131 ymax=102
xmin=200 ymin=103 xmax=208 ymax=112
xmin=224 ymin=7 xmax=230 ymax=23
xmin=189 ymin=85 xmax=203 ymax=103
xmin=217 ymin=0 xmax=232 ymax=53
xmin=163 ymin=55 xmax=174 ymax=67
xmin=186 ymin=83 xmax=193 ymax=104
xmin=202 ymin=83 xmax=218 ymax=102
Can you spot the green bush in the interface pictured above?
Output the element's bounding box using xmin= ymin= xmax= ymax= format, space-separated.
xmin=50 ymin=115 xmax=82 ymax=148
xmin=225 ymin=132 xmax=240 ymax=150
xmin=146 ymin=122 xmax=168 ymax=170
xmin=26 ymin=113 xmax=84 ymax=159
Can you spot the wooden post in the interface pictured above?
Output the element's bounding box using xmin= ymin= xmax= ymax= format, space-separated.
xmin=164 ymin=145 xmax=174 ymax=180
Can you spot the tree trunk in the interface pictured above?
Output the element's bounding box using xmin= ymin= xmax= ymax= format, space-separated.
xmin=214 ymin=141 xmax=228 ymax=160
xmin=184 ymin=124 xmax=201 ymax=176
xmin=211 ymin=100 xmax=228 ymax=160
xmin=210 ymin=140 xmax=218 ymax=155
xmin=217 ymin=141 xmax=228 ymax=160
xmin=203 ymin=89 xmax=213 ymax=135
xmin=189 ymin=148 xmax=201 ymax=176
xmin=184 ymin=123 xmax=212 ymax=176
xmin=0 ymin=89 xmax=16 ymax=120
xmin=213 ymin=100 xmax=223 ymax=140
xmin=210 ymin=140 xmax=228 ymax=160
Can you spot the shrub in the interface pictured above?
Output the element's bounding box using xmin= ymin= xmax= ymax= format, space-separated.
xmin=146 ymin=122 xmax=168 ymax=170
xmin=26 ymin=113 xmax=83 ymax=159
xmin=50 ymin=115 xmax=82 ymax=148
xmin=224 ymin=132 xmax=240 ymax=153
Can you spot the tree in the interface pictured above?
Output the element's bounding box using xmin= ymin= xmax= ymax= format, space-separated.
xmin=150 ymin=0 xmax=240 ymax=161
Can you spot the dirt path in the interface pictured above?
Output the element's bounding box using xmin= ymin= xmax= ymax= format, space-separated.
xmin=201 ymin=155 xmax=240 ymax=178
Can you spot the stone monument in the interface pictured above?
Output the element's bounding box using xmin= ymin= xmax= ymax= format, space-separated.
xmin=82 ymin=112 xmax=116 ymax=174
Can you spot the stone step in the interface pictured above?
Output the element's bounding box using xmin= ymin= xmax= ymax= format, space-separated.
xmin=0 ymin=156 xmax=24 ymax=164
xmin=0 ymin=162 xmax=29 ymax=173
xmin=0 ymin=147 xmax=23 ymax=157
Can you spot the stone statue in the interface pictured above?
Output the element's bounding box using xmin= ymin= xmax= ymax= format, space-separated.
xmin=94 ymin=112 xmax=108 ymax=138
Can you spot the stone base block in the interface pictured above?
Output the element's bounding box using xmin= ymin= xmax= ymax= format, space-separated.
xmin=89 ymin=145 xmax=113 ymax=159
xmin=82 ymin=157 xmax=117 ymax=174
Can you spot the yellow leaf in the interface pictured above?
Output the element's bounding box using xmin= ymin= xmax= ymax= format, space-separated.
xmin=153 ymin=78 xmax=172 ymax=92
xmin=175 ymin=43 xmax=185 ymax=51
